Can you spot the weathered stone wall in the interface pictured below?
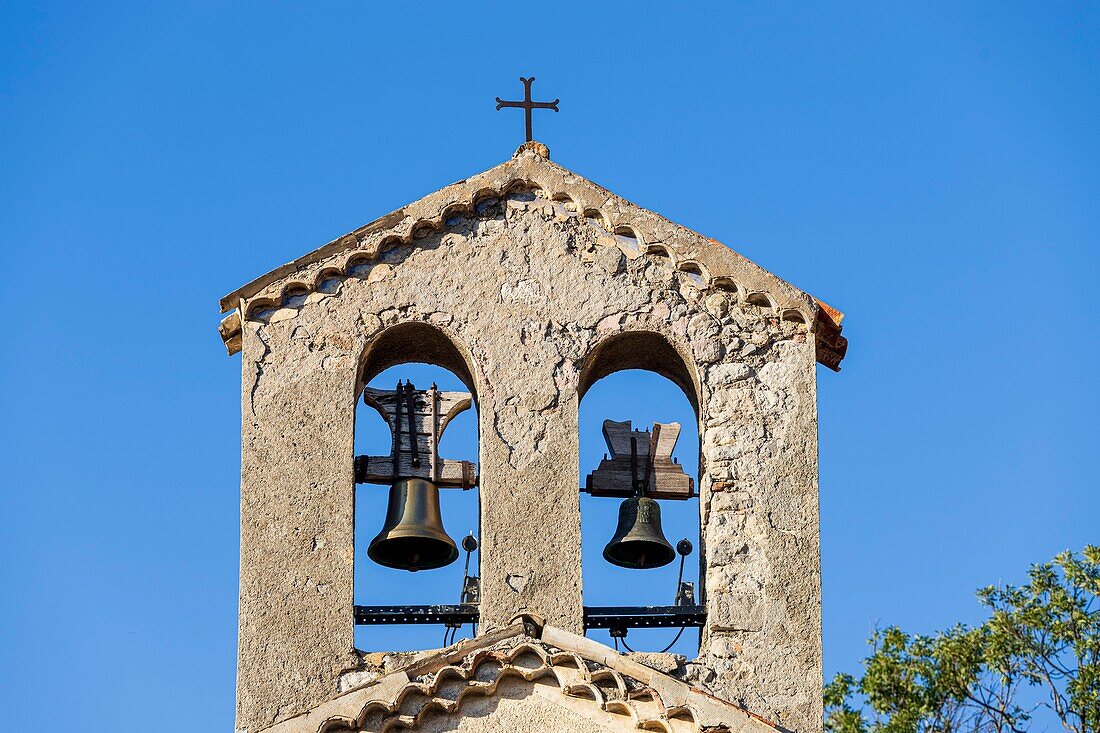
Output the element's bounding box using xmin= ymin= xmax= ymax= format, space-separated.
xmin=691 ymin=336 xmax=821 ymax=729
xmin=233 ymin=148 xmax=823 ymax=733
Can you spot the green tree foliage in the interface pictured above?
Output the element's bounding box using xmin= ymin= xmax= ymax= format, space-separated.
xmin=825 ymin=547 xmax=1099 ymax=733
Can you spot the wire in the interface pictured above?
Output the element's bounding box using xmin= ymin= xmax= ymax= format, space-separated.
xmin=658 ymin=627 xmax=686 ymax=654
xmin=644 ymin=550 xmax=691 ymax=654
xmin=616 ymin=550 xmax=690 ymax=651
xmin=443 ymin=624 xmax=462 ymax=647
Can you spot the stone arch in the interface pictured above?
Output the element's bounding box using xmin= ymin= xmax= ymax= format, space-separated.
xmin=578 ymin=330 xmax=700 ymax=416
xmin=357 ymin=321 xmax=479 ymax=399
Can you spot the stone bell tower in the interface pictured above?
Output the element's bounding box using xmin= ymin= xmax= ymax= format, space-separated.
xmin=218 ymin=140 xmax=847 ymax=733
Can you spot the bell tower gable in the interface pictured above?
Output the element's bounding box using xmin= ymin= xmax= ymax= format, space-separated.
xmin=223 ymin=143 xmax=844 ymax=733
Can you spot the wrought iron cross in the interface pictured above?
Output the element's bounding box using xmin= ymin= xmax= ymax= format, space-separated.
xmin=495 ymin=76 xmax=559 ymax=143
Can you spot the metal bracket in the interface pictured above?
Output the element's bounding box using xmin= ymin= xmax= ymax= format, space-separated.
xmin=460 ymin=576 xmax=481 ymax=605
xmin=675 ymin=581 xmax=696 ymax=607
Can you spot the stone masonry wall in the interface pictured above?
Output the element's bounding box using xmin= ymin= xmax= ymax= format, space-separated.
xmin=234 ymin=151 xmax=823 ymax=733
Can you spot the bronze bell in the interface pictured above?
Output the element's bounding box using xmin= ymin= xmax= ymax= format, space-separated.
xmin=368 ymin=478 xmax=459 ymax=571
xmin=603 ymin=496 xmax=676 ymax=569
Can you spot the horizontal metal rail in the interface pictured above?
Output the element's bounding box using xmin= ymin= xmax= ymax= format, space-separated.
xmin=353 ymin=604 xmax=706 ymax=629
xmin=583 ymin=605 xmax=707 ymax=629
xmin=354 ymin=604 xmax=479 ymax=625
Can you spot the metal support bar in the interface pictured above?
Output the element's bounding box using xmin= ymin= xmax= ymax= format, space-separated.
xmin=354 ymin=604 xmax=479 ymax=626
xmin=354 ymin=605 xmax=703 ymax=629
xmin=583 ymin=605 xmax=706 ymax=629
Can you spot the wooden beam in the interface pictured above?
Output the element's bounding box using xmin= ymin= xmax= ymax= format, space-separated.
xmin=355 ymin=455 xmax=477 ymax=488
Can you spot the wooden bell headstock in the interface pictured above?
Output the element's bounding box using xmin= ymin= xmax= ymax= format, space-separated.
xmin=354 ymin=381 xmax=477 ymax=489
xmin=584 ymin=419 xmax=694 ymax=499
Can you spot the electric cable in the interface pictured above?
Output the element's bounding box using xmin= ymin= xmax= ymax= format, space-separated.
xmin=648 ymin=550 xmax=690 ymax=653
xmin=657 ymin=626 xmax=686 ymax=654
xmin=624 ymin=542 xmax=693 ymax=655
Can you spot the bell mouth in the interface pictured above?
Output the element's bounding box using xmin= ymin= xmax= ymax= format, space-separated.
xmin=603 ymin=538 xmax=677 ymax=570
xmin=368 ymin=534 xmax=458 ymax=572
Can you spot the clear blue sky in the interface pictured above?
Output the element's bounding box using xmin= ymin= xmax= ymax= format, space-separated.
xmin=1 ymin=2 xmax=1097 ymax=730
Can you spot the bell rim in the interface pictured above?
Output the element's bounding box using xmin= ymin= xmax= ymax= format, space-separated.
xmin=368 ymin=526 xmax=459 ymax=571
xmin=602 ymin=538 xmax=678 ymax=569
xmin=368 ymin=535 xmax=460 ymax=571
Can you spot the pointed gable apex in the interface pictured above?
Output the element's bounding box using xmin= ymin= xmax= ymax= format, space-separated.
xmin=217 ymin=142 xmax=846 ymax=369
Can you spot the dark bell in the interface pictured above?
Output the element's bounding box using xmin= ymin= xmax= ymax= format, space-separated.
xmin=368 ymin=478 xmax=459 ymax=572
xmin=603 ymin=496 xmax=676 ymax=569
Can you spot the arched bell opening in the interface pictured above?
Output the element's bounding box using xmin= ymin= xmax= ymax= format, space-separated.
xmin=578 ymin=331 xmax=699 ymax=414
xmin=357 ymin=321 xmax=478 ymax=397
xmin=354 ymin=323 xmax=481 ymax=653
xmin=577 ymin=331 xmax=702 ymax=657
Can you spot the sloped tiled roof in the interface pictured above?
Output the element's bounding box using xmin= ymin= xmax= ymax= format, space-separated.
xmin=260 ymin=619 xmax=779 ymax=733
